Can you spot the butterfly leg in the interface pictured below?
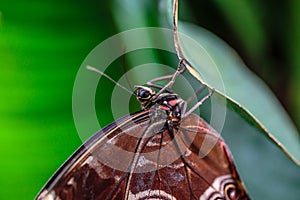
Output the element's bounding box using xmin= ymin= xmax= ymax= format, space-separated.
xmin=145 ymin=59 xmax=186 ymax=97
xmin=183 ymin=88 xmax=215 ymax=118
xmin=185 ymin=84 xmax=206 ymax=105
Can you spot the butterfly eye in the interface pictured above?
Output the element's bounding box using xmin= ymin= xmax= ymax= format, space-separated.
xmin=140 ymin=90 xmax=150 ymax=99
xmin=224 ymin=183 xmax=239 ymax=200
xmin=135 ymin=86 xmax=155 ymax=101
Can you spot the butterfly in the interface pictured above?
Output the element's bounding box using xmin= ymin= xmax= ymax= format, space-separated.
xmin=36 ymin=64 xmax=249 ymax=200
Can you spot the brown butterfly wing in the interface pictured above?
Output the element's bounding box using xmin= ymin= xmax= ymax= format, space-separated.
xmin=36 ymin=111 xmax=249 ymax=200
xmin=36 ymin=110 xmax=150 ymax=200
xmin=176 ymin=114 xmax=249 ymax=199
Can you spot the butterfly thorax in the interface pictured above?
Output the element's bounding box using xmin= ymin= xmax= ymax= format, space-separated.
xmin=135 ymin=86 xmax=185 ymax=128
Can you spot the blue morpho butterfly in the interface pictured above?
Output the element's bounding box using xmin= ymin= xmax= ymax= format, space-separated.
xmin=36 ymin=60 xmax=249 ymax=200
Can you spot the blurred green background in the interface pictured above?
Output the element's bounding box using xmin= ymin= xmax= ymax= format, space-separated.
xmin=0 ymin=0 xmax=300 ymax=199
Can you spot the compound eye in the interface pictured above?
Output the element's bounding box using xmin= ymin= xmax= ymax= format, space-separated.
xmin=224 ymin=183 xmax=239 ymax=200
xmin=140 ymin=89 xmax=151 ymax=99
xmin=136 ymin=87 xmax=154 ymax=100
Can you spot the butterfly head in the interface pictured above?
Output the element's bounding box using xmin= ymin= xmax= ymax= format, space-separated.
xmin=134 ymin=86 xmax=156 ymax=109
xmin=134 ymin=85 xmax=186 ymax=128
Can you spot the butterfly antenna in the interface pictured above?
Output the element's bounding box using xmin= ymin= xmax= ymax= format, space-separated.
xmin=120 ymin=47 xmax=134 ymax=91
xmin=86 ymin=65 xmax=135 ymax=96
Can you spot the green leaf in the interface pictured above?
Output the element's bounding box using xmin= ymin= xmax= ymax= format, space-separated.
xmin=177 ymin=21 xmax=300 ymax=166
xmin=170 ymin=0 xmax=300 ymax=166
